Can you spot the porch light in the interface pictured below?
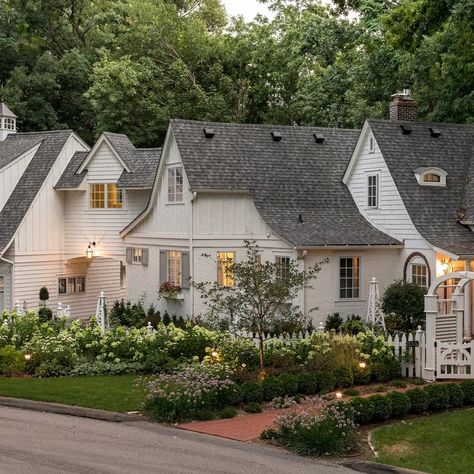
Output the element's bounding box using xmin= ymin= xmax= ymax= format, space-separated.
xmin=441 ymin=259 xmax=450 ymax=274
xmin=359 ymin=361 xmax=367 ymax=369
xmin=86 ymin=242 xmax=96 ymax=258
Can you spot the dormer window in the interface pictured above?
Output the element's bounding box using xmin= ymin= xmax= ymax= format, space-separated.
xmin=366 ymin=172 xmax=380 ymax=208
xmin=369 ymin=134 xmax=375 ymax=153
xmin=414 ymin=167 xmax=447 ymax=187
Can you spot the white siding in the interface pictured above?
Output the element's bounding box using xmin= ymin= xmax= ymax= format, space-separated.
xmin=86 ymin=141 xmax=124 ymax=183
xmin=0 ymin=261 xmax=12 ymax=311
xmin=346 ymin=127 xmax=422 ymax=242
xmin=0 ymin=144 xmax=41 ymax=211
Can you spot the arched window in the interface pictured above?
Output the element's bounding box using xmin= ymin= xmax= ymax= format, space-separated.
xmin=423 ymin=173 xmax=441 ymax=183
xmin=414 ymin=167 xmax=447 ymax=187
xmin=404 ymin=253 xmax=430 ymax=289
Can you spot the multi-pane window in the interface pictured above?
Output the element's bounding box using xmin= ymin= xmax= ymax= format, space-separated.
xmin=276 ymin=256 xmax=291 ymax=279
xmin=133 ymin=248 xmax=143 ymax=264
xmin=423 ymin=173 xmax=441 ymax=183
xmin=168 ymin=167 xmax=184 ymax=202
xmin=168 ymin=251 xmax=182 ymax=286
xmin=339 ymin=257 xmax=360 ymax=299
xmin=217 ymin=252 xmax=235 ymax=287
xmin=89 ymin=184 xmax=123 ymax=209
xmin=367 ymin=174 xmax=378 ymax=208
xmin=411 ymin=264 xmax=427 ymax=288
xmin=58 ymin=276 xmax=85 ymax=295
xmin=4 ymin=118 xmax=15 ymax=130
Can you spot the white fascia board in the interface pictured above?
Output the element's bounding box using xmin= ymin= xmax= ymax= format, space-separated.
xmin=342 ymin=120 xmax=371 ymax=184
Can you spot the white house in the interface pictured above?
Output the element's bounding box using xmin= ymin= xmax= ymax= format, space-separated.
xmin=121 ymin=92 xmax=474 ymax=336
xmin=0 ymin=103 xmax=160 ymax=318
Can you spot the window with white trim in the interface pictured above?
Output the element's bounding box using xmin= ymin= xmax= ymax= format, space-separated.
xmin=133 ymin=248 xmax=143 ymax=264
xmin=4 ymin=118 xmax=15 ymax=130
xmin=58 ymin=276 xmax=85 ymax=295
xmin=168 ymin=251 xmax=182 ymax=285
xmin=168 ymin=167 xmax=184 ymax=202
xmin=339 ymin=257 xmax=360 ymax=299
xmin=0 ymin=276 xmax=4 ymax=311
xmin=217 ymin=252 xmax=235 ymax=287
xmin=89 ymin=183 xmax=123 ymax=209
xmin=275 ymin=256 xmax=291 ymax=280
xmin=414 ymin=167 xmax=447 ymax=187
xmin=369 ymin=135 xmax=375 ymax=153
xmin=406 ymin=255 xmax=428 ymax=288
xmin=367 ymin=174 xmax=379 ymax=208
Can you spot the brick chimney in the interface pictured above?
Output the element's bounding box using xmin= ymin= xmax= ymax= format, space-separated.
xmin=389 ymin=89 xmax=418 ymax=121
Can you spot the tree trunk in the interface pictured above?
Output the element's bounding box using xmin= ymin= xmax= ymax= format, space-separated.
xmin=258 ymin=334 xmax=264 ymax=371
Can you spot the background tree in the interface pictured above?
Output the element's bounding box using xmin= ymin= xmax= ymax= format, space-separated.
xmin=194 ymin=241 xmax=325 ymax=371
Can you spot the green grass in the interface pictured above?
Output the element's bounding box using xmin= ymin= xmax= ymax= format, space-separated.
xmin=371 ymin=408 xmax=474 ymax=474
xmin=0 ymin=375 xmax=144 ymax=413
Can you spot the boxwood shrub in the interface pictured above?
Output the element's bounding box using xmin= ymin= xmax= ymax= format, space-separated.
xmin=297 ymin=373 xmax=319 ymax=395
xmin=461 ymin=380 xmax=474 ymax=404
xmin=386 ymin=391 xmax=411 ymax=418
xmin=240 ymin=381 xmax=263 ymax=403
xmin=406 ymin=388 xmax=428 ymax=414
xmin=367 ymin=394 xmax=392 ymax=422
xmin=333 ymin=367 xmax=354 ymax=388
xmin=446 ymin=383 xmax=464 ymax=408
xmin=425 ymin=384 xmax=450 ymax=411
xmin=350 ymin=396 xmax=374 ymax=424
xmin=278 ymin=373 xmax=299 ymax=396
xmin=261 ymin=377 xmax=285 ymax=401
xmin=315 ymin=371 xmax=336 ymax=394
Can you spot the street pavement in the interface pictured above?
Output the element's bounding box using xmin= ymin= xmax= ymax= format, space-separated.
xmin=0 ymin=405 xmax=356 ymax=474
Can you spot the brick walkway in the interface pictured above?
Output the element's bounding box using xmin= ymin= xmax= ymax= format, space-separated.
xmin=178 ymin=410 xmax=283 ymax=442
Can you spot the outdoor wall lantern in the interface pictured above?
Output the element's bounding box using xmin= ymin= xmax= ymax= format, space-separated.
xmin=86 ymin=242 xmax=96 ymax=258
xmin=441 ymin=259 xmax=451 ymax=275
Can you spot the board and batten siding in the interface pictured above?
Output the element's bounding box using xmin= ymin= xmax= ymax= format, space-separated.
xmin=0 ymin=143 xmax=41 ymax=211
xmin=346 ymin=127 xmax=422 ymax=243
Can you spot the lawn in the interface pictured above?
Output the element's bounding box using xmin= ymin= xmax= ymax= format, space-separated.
xmin=371 ymin=408 xmax=474 ymax=474
xmin=0 ymin=375 xmax=144 ymax=413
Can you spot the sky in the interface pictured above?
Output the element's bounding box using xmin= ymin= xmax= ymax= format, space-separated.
xmin=221 ymin=1 xmax=335 ymax=22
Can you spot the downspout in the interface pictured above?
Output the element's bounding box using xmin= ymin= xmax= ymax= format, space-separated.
xmin=1 ymin=252 xmax=15 ymax=310
xmin=295 ymin=247 xmax=307 ymax=318
xmin=189 ymin=192 xmax=197 ymax=318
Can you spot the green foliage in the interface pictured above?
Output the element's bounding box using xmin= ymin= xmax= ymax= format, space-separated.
xmin=382 ymin=280 xmax=425 ymax=332
xmin=244 ymin=401 xmax=263 ymax=413
xmin=297 ymin=373 xmax=320 ymax=395
xmin=240 ymin=380 xmax=263 ymax=403
xmin=368 ymin=394 xmax=392 ymax=421
xmin=343 ymin=388 xmax=360 ymax=397
xmin=0 ymin=346 xmax=26 ymax=376
xmin=39 ymin=287 xmax=49 ymax=304
xmin=109 ymin=299 xmax=146 ymax=327
xmin=425 ymin=384 xmax=450 ymax=411
xmin=37 ymin=307 xmax=53 ymax=323
xmin=325 ymin=313 xmax=343 ymax=332
xmin=446 ymin=383 xmax=464 ymax=408
xmin=219 ymin=406 xmax=238 ymax=419
xmin=315 ymin=371 xmax=337 ymax=394
xmin=386 ymin=391 xmax=411 ymax=418
xmin=261 ymin=376 xmax=284 ymax=401
xmin=333 ymin=366 xmax=354 ymax=388
xmin=406 ymin=388 xmax=429 ymax=414
xmin=460 ymin=380 xmax=474 ymax=404
xmin=341 ymin=315 xmax=365 ymax=335
xmin=350 ymin=396 xmax=375 ymax=424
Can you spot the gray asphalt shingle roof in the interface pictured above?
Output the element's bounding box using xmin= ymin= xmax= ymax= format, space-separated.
xmin=0 ymin=135 xmax=43 ymax=169
xmin=369 ymin=119 xmax=474 ymax=257
xmin=170 ymin=119 xmax=401 ymax=247
xmin=56 ymin=132 xmax=161 ymax=190
xmin=54 ymin=151 xmax=88 ymax=189
xmin=0 ymin=130 xmax=72 ymax=253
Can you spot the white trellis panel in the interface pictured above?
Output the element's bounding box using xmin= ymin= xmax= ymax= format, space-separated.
xmin=436 ymin=341 xmax=474 ymax=379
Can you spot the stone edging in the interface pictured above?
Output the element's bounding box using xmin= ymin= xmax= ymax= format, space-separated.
xmin=341 ymin=460 xmax=426 ymax=474
xmin=0 ymin=396 xmax=147 ymax=422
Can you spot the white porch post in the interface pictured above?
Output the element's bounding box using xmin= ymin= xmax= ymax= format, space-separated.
xmin=466 ymin=260 xmax=472 ymax=339
xmin=424 ymin=294 xmax=437 ymax=381
xmin=453 ymin=292 xmax=465 ymax=343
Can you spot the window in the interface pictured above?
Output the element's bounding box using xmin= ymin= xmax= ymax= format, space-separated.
xmin=423 ymin=173 xmax=441 ymax=183
xmin=276 ymin=256 xmax=291 ymax=279
xmin=168 ymin=251 xmax=182 ymax=286
xmin=405 ymin=254 xmax=430 ymax=289
xmin=369 ymin=135 xmax=375 ymax=153
xmin=367 ymin=174 xmax=379 ymax=208
xmin=90 ymin=184 xmax=105 ymax=208
xmin=4 ymin=118 xmax=15 ymax=130
xmin=58 ymin=276 xmax=85 ymax=295
xmin=133 ymin=248 xmax=143 ymax=264
xmin=89 ymin=184 xmax=123 ymax=209
xmin=217 ymin=252 xmax=235 ymax=287
xmin=168 ymin=167 xmax=184 ymax=202
xmin=339 ymin=257 xmax=360 ymax=299
xmin=107 ymin=184 xmax=123 ymax=208
xmin=255 ymin=254 xmax=262 ymax=271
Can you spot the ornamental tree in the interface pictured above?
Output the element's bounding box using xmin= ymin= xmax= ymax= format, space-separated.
xmin=193 ymin=241 xmax=326 ymax=370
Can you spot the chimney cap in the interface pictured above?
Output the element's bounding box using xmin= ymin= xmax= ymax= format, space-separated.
xmin=391 ymin=89 xmax=412 ymax=100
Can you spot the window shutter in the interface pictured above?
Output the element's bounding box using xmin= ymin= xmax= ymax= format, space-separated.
xmin=126 ymin=247 xmax=133 ymax=264
xmin=160 ymin=250 xmax=168 ymax=284
xmin=142 ymin=248 xmax=149 ymax=266
xmin=181 ymin=251 xmax=190 ymax=288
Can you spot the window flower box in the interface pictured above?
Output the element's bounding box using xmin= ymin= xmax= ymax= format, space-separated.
xmin=159 ymin=282 xmax=183 ymax=301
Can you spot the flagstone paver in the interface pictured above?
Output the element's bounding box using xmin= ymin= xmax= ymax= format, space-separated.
xmin=178 ymin=410 xmax=283 ymax=442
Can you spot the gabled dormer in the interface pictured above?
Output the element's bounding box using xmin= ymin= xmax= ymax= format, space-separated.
xmin=0 ymin=100 xmax=17 ymax=141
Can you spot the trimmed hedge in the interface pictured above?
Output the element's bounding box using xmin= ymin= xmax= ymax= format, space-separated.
xmin=347 ymin=382 xmax=474 ymax=426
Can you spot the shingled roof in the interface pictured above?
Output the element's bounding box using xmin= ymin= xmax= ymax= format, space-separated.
xmin=56 ymin=132 xmax=161 ymax=189
xmin=170 ymin=119 xmax=401 ymax=247
xmin=0 ymin=130 xmax=72 ymax=253
xmin=0 ymin=135 xmax=42 ymax=169
xmin=369 ymin=119 xmax=474 ymax=257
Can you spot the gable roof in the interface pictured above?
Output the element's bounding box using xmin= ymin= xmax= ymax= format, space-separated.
xmin=59 ymin=132 xmax=161 ymax=189
xmin=0 ymin=130 xmax=72 ymax=254
xmin=369 ymin=119 xmax=474 ymax=257
xmin=0 ymin=135 xmax=42 ymax=169
xmin=54 ymin=151 xmax=88 ymax=189
xmin=169 ymin=119 xmax=401 ymax=247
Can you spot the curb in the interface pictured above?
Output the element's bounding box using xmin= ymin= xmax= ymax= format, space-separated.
xmin=0 ymin=396 xmax=147 ymax=422
xmin=341 ymin=460 xmax=426 ymax=474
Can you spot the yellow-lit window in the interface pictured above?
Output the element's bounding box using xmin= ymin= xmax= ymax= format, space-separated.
xmin=423 ymin=173 xmax=441 ymax=183
xmin=90 ymin=184 xmax=105 ymax=208
xmin=168 ymin=251 xmax=182 ymax=286
xmin=107 ymin=184 xmax=123 ymax=208
xmin=217 ymin=252 xmax=235 ymax=287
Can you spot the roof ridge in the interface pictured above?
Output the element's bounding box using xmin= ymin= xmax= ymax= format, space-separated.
xmin=369 ymin=118 xmax=474 ymax=129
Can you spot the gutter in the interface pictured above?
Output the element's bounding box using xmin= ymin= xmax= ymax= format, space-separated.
xmin=293 ymin=243 xmax=404 ymax=250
